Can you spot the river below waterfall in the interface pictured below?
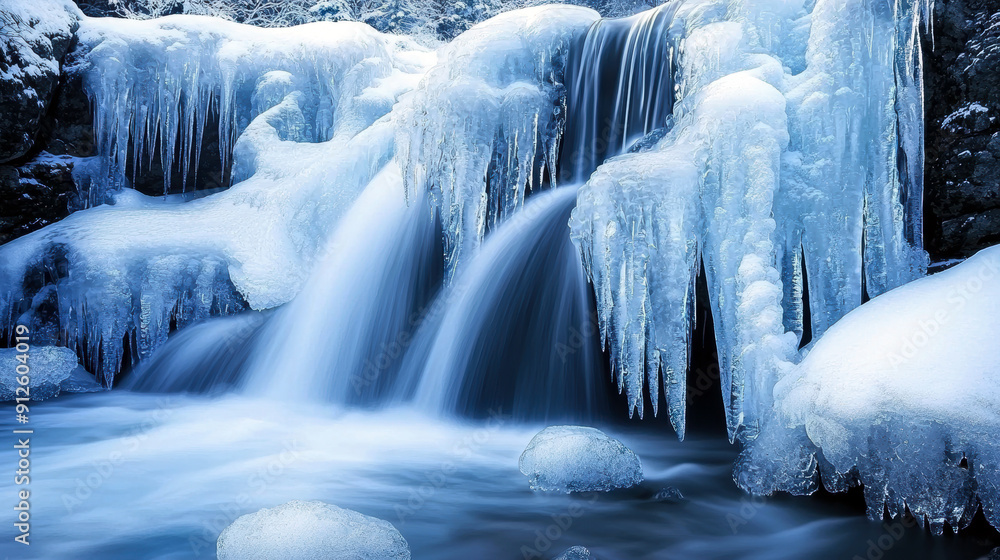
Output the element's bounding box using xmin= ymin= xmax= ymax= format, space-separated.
xmin=4 ymin=392 xmax=995 ymax=559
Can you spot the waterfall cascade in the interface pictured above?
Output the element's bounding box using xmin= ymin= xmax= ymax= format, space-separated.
xmin=402 ymin=186 xmax=612 ymax=421
xmin=240 ymin=163 xmax=444 ymax=405
xmin=559 ymin=3 xmax=682 ymax=184
xmin=4 ymin=0 xmax=983 ymax=538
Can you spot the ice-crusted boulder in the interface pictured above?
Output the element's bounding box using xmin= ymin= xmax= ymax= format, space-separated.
xmin=0 ymin=346 xmax=101 ymax=401
xmin=0 ymin=0 xmax=81 ymax=163
xmin=519 ymin=426 xmax=642 ymax=493
xmin=216 ymin=500 xmax=410 ymax=560
xmin=738 ymin=246 xmax=1000 ymax=533
xmin=554 ymin=546 xmax=594 ymax=560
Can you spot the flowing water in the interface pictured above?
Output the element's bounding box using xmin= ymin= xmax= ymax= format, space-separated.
xmin=6 ymin=392 xmax=996 ymax=559
xmin=7 ymin=176 xmax=996 ymax=558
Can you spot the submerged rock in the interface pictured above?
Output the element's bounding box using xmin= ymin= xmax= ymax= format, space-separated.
xmin=216 ymin=500 xmax=410 ymax=560
xmin=555 ymin=545 xmax=594 ymax=559
xmin=652 ymin=486 xmax=684 ymax=503
xmin=519 ymin=426 xmax=643 ymax=493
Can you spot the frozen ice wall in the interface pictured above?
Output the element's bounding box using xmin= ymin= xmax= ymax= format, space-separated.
xmin=0 ymin=5 xmax=598 ymax=386
xmin=72 ymin=16 xmax=427 ymax=196
xmin=0 ymin=17 xmax=433 ymax=385
xmin=570 ymin=0 xmax=929 ymax=441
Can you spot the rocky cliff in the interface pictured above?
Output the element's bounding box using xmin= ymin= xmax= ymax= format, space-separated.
xmin=924 ymin=0 xmax=1000 ymax=261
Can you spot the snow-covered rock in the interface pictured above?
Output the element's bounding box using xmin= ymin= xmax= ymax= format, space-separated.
xmin=739 ymin=246 xmax=1000 ymax=533
xmin=216 ymin=500 xmax=410 ymax=560
xmin=0 ymin=0 xmax=81 ymax=162
xmin=519 ymin=426 xmax=643 ymax=493
xmin=0 ymin=346 xmax=101 ymax=401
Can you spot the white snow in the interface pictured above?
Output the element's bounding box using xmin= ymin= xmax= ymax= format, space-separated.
xmin=216 ymin=500 xmax=410 ymax=560
xmin=0 ymin=346 xmax=100 ymax=401
xmin=519 ymin=426 xmax=643 ymax=493
xmin=740 ymin=246 xmax=1000 ymax=533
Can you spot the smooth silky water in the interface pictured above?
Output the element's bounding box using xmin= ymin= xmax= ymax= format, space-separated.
xmin=5 ymin=179 xmax=996 ymax=559
xmin=5 ymin=392 xmax=995 ymax=559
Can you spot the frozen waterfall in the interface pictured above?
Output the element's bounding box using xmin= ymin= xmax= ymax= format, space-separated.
xmin=570 ymin=0 xmax=929 ymax=441
xmin=2 ymin=0 xmax=978 ymax=537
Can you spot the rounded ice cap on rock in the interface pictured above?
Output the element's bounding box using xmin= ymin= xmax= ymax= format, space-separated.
xmin=216 ymin=500 xmax=410 ymax=560
xmin=555 ymin=545 xmax=594 ymax=559
xmin=518 ymin=426 xmax=642 ymax=493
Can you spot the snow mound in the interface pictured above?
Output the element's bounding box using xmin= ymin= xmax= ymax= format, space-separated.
xmin=216 ymin=500 xmax=410 ymax=560
xmin=738 ymin=246 xmax=1000 ymax=533
xmin=519 ymin=426 xmax=643 ymax=493
xmin=0 ymin=346 xmax=100 ymax=401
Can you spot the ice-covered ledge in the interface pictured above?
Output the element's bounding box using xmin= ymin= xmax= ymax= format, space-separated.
xmin=738 ymin=246 xmax=1000 ymax=534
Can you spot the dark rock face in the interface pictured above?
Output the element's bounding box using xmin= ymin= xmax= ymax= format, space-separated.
xmin=39 ymin=65 xmax=95 ymax=159
xmin=0 ymin=3 xmax=81 ymax=163
xmin=924 ymin=0 xmax=1000 ymax=260
xmin=0 ymin=155 xmax=81 ymax=244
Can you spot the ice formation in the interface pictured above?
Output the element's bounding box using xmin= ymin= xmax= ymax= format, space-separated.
xmin=737 ymin=247 xmax=1000 ymax=534
xmin=0 ymin=346 xmax=101 ymax=401
xmin=0 ymin=0 xmax=972 ymax=534
xmin=570 ymin=0 xmax=929 ymax=440
xmin=519 ymin=425 xmax=643 ymax=493
xmin=216 ymin=500 xmax=410 ymax=560
xmin=73 ymin=16 xmax=427 ymax=194
xmin=395 ymin=6 xmax=598 ymax=276
xmin=0 ymin=17 xmax=432 ymax=384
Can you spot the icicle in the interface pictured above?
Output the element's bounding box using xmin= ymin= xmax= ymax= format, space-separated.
xmin=72 ymin=17 xmax=404 ymax=197
xmin=395 ymin=6 xmax=598 ymax=278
